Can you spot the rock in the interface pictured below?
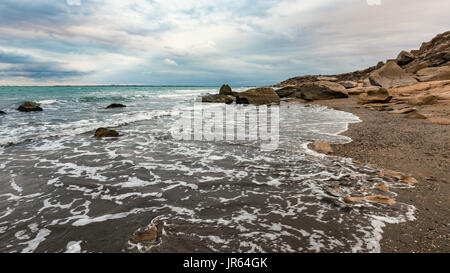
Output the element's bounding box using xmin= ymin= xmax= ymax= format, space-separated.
xmin=427 ymin=117 xmax=450 ymax=125
xmin=295 ymin=81 xmax=348 ymax=101
xmin=363 ymin=78 xmax=373 ymax=87
xmin=0 ymin=110 xmax=6 ymax=115
xmin=313 ymin=141 xmax=333 ymax=155
xmin=344 ymin=195 xmax=396 ymax=205
xmin=405 ymin=61 xmax=429 ymax=74
xmin=131 ymin=224 xmax=158 ymax=244
xmin=358 ymin=87 xmax=392 ymax=104
xmin=106 ymin=103 xmax=126 ymax=109
xmin=339 ymin=81 xmax=358 ymax=89
xmin=405 ymin=111 xmax=427 ymax=119
xmin=376 ymin=184 xmax=390 ymax=191
xmin=94 ymin=128 xmax=119 ymax=138
xmin=369 ymin=61 xmax=418 ymax=88
xmin=379 ymin=169 xmax=419 ymax=185
xmin=317 ymin=76 xmax=338 ymax=82
xmin=407 ymin=95 xmax=437 ymax=106
xmin=275 ymin=86 xmax=296 ymax=98
xmin=388 ymin=107 xmax=416 ymax=114
xmin=347 ymin=87 xmax=366 ymax=95
xmin=402 ymin=176 xmax=419 ymax=185
xmin=17 ymin=101 xmax=43 ymax=112
xmin=415 ymin=66 xmax=450 ymax=82
xmin=444 ymin=51 xmax=450 ymax=61
xmin=396 ymin=51 xmax=415 ymax=65
xmin=219 ymin=84 xmax=233 ymax=96
xmin=235 ymin=87 xmax=280 ymax=105
xmin=201 ymin=94 xmax=234 ymax=104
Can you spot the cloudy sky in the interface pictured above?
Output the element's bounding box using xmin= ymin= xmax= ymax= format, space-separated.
xmin=0 ymin=0 xmax=449 ymax=86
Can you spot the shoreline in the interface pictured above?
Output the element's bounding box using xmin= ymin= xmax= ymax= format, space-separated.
xmin=311 ymin=96 xmax=449 ymax=253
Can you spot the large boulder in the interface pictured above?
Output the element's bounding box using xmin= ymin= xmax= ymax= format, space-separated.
xmin=201 ymin=94 xmax=234 ymax=104
xmin=339 ymin=81 xmax=358 ymax=89
xmin=296 ymin=81 xmax=348 ymax=101
xmin=17 ymin=101 xmax=43 ymax=112
xmin=106 ymin=103 xmax=126 ymax=109
xmin=275 ymin=86 xmax=296 ymax=98
xmin=219 ymin=84 xmax=233 ymax=96
xmin=407 ymin=95 xmax=438 ymax=106
xmin=369 ymin=61 xmax=418 ymax=88
xmin=396 ymin=51 xmax=415 ymax=65
xmin=358 ymin=87 xmax=392 ymax=104
xmin=94 ymin=128 xmax=119 ymax=138
xmin=415 ymin=66 xmax=450 ymax=82
xmin=235 ymin=87 xmax=280 ymax=105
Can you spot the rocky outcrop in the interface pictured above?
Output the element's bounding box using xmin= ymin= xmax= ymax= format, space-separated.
xmin=275 ymin=86 xmax=296 ymax=98
xmin=396 ymin=51 xmax=415 ymax=65
xmin=358 ymin=87 xmax=392 ymax=104
xmin=94 ymin=128 xmax=119 ymax=138
xmin=415 ymin=66 xmax=450 ymax=82
xmin=339 ymin=81 xmax=358 ymax=89
xmin=201 ymin=94 xmax=234 ymax=104
xmin=17 ymin=101 xmax=43 ymax=112
xmin=235 ymin=87 xmax=280 ymax=105
xmin=369 ymin=61 xmax=418 ymax=88
xmin=219 ymin=84 xmax=233 ymax=96
xmin=317 ymin=76 xmax=338 ymax=82
xmin=106 ymin=103 xmax=126 ymax=109
xmin=295 ymin=81 xmax=348 ymax=101
xmin=407 ymin=95 xmax=437 ymax=106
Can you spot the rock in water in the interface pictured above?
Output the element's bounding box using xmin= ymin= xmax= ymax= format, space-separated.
xmin=106 ymin=103 xmax=126 ymax=109
xmin=313 ymin=141 xmax=333 ymax=155
xmin=407 ymin=95 xmax=437 ymax=106
xmin=295 ymin=81 xmax=348 ymax=101
xmin=415 ymin=66 xmax=450 ymax=82
xmin=94 ymin=128 xmax=119 ymax=138
xmin=201 ymin=94 xmax=234 ymax=104
xmin=358 ymin=87 xmax=392 ymax=104
xmin=219 ymin=84 xmax=233 ymax=96
xmin=235 ymin=87 xmax=280 ymax=105
xmin=0 ymin=110 xmax=6 ymax=115
xmin=396 ymin=51 xmax=415 ymax=65
xmin=369 ymin=61 xmax=418 ymax=88
xmin=17 ymin=101 xmax=43 ymax=112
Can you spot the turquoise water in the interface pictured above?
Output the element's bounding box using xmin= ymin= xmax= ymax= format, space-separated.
xmin=0 ymin=86 xmax=414 ymax=253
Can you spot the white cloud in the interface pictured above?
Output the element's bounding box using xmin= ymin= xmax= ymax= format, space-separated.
xmin=164 ymin=58 xmax=178 ymax=66
xmin=66 ymin=0 xmax=81 ymax=6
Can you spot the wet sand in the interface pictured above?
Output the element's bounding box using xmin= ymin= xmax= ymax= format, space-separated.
xmin=312 ymin=96 xmax=449 ymax=253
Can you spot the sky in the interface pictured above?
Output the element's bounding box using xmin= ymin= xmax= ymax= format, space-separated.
xmin=0 ymin=0 xmax=449 ymax=86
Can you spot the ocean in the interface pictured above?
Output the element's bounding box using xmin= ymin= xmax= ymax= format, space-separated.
xmin=0 ymin=86 xmax=415 ymax=253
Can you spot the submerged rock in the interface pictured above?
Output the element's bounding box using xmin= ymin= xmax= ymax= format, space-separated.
xmin=369 ymin=61 xmax=418 ymax=88
xmin=106 ymin=103 xmax=126 ymax=109
xmin=94 ymin=128 xmax=119 ymax=138
xmin=129 ymin=224 xmax=158 ymax=253
xmin=235 ymin=87 xmax=280 ymax=105
xmin=17 ymin=101 xmax=43 ymax=112
xmin=358 ymin=87 xmax=392 ymax=104
xmin=201 ymin=94 xmax=234 ymax=104
xmin=0 ymin=110 xmax=6 ymax=115
xmin=219 ymin=84 xmax=233 ymax=96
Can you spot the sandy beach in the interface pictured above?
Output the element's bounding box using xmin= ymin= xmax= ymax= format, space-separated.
xmin=312 ymin=96 xmax=449 ymax=252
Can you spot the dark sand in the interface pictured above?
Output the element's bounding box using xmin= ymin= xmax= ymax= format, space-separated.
xmin=313 ymin=96 xmax=449 ymax=253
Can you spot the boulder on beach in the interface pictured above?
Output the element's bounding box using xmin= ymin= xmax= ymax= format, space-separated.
xmin=235 ymin=87 xmax=280 ymax=105
xmin=94 ymin=128 xmax=119 ymax=138
xmin=407 ymin=95 xmax=437 ymax=106
xmin=396 ymin=51 xmax=415 ymax=65
xmin=17 ymin=101 xmax=43 ymax=112
xmin=106 ymin=103 xmax=126 ymax=109
xmin=219 ymin=84 xmax=233 ymax=96
xmin=339 ymin=81 xmax=358 ymax=89
xmin=344 ymin=195 xmax=396 ymax=205
xmin=358 ymin=87 xmax=392 ymax=104
xmin=313 ymin=141 xmax=333 ymax=155
xmin=295 ymin=81 xmax=348 ymax=101
xmin=201 ymin=94 xmax=234 ymax=104
xmin=415 ymin=66 xmax=450 ymax=82
xmin=369 ymin=61 xmax=418 ymax=88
